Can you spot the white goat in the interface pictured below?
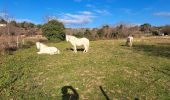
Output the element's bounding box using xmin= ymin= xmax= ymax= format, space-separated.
xmin=36 ymin=42 xmax=60 ymax=55
xmin=66 ymin=35 xmax=89 ymax=53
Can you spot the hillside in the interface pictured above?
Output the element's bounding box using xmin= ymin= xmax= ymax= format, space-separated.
xmin=0 ymin=37 xmax=170 ymax=99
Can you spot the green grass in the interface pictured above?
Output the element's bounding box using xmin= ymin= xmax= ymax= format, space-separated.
xmin=0 ymin=37 xmax=170 ymax=100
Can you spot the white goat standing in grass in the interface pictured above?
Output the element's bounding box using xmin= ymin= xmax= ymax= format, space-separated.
xmin=36 ymin=42 xmax=60 ymax=55
xmin=66 ymin=35 xmax=89 ymax=53
xmin=126 ymin=35 xmax=134 ymax=47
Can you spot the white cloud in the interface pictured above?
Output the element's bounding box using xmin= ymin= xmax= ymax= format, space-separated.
xmin=16 ymin=19 xmax=33 ymax=22
xmin=154 ymin=12 xmax=170 ymax=17
xmin=58 ymin=11 xmax=96 ymax=26
xmin=0 ymin=12 xmax=39 ymax=23
xmin=94 ymin=9 xmax=111 ymax=15
xmin=86 ymin=4 xmax=95 ymax=8
xmin=0 ymin=13 xmax=7 ymax=17
xmin=79 ymin=11 xmax=93 ymax=15
xmin=0 ymin=12 xmax=9 ymax=18
xmin=16 ymin=18 xmax=39 ymax=24
xmin=0 ymin=12 xmax=15 ymax=21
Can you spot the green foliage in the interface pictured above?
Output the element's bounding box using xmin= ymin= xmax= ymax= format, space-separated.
xmin=84 ymin=29 xmax=95 ymax=40
xmin=73 ymin=32 xmax=84 ymax=38
xmin=20 ymin=21 xmax=28 ymax=28
xmin=18 ymin=21 xmax=35 ymax=29
xmin=111 ymin=32 xmax=119 ymax=38
xmin=140 ymin=23 xmax=152 ymax=33
xmin=42 ymin=20 xmax=65 ymax=41
xmin=9 ymin=21 xmax=17 ymax=27
xmin=97 ymin=29 xmax=104 ymax=38
xmin=29 ymin=23 xmax=35 ymax=28
xmin=36 ymin=24 xmax=42 ymax=29
xmin=0 ymin=19 xmax=7 ymax=24
xmin=152 ymin=30 xmax=160 ymax=36
xmin=20 ymin=41 xmax=35 ymax=49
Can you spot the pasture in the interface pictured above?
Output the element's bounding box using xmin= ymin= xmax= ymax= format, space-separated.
xmin=0 ymin=37 xmax=170 ymax=99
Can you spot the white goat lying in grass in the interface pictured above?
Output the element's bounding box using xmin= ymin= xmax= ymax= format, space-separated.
xmin=36 ymin=42 xmax=60 ymax=55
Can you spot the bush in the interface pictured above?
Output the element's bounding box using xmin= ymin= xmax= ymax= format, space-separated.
xmin=20 ymin=41 xmax=35 ymax=49
xmin=152 ymin=30 xmax=160 ymax=36
xmin=161 ymin=25 xmax=170 ymax=35
xmin=111 ymin=32 xmax=119 ymax=38
xmin=0 ymin=42 xmax=17 ymax=55
xmin=97 ymin=29 xmax=104 ymax=38
xmin=73 ymin=32 xmax=84 ymax=38
xmin=42 ymin=20 xmax=65 ymax=41
xmin=84 ymin=29 xmax=95 ymax=40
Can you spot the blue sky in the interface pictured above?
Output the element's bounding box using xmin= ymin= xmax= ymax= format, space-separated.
xmin=0 ymin=0 xmax=170 ymax=28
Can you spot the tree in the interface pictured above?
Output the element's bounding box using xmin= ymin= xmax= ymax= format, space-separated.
xmin=91 ymin=28 xmax=98 ymax=39
xmin=0 ymin=18 xmax=7 ymax=24
xmin=73 ymin=32 xmax=84 ymax=38
xmin=36 ymin=24 xmax=42 ymax=29
xmin=161 ymin=25 xmax=170 ymax=35
xmin=28 ymin=22 xmax=35 ymax=28
xmin=102 ymin=25 xmax=112 ymax=38
xmin=97 ymin=29 xmax=104 ymax=38
xmin=140 ymin=23 xmax=152 ymax=33
xmin=84 ymin=29 xmax=94 ymax=40
xmin=20 ymin=21 xmax=30 ymax=29
xmin=115 ymin=24 xmax=127 ymax=38
xmin=42 ymin=20 xmax=65 ymax=41
xmin=10 ymin=20 xmax=17 ymax=27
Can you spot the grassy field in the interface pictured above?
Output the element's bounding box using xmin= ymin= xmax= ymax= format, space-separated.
xmin=0 ymin=36 xmax=170 ymax=100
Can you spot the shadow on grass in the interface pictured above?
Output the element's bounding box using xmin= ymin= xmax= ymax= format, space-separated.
xmin=132 ymin=43 xmax=170 ymax=77
xmin=99 ymin=86 xmax=140 ymax=100
xmin=66 ymin=48 xmax=84 ymax=52
xmin=132 ymin=43 xmax=170 ymax=59
xmin=156 ymin=43 xmax=170 ymax=46
xmin=99 ymin=86 xmax=110 ymax=100
xmin=61 ymin=86 xmax=79 ymax=100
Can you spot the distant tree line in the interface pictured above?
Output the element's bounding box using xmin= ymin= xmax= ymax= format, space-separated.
xmin=68 ymin=23 xmax=170 ymax=40
xmin=0 ymin=18 xmax=42 ymax=36
xmin=1 ymin=17 xmax=170 ymax=41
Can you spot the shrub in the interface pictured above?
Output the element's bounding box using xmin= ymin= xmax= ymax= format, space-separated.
xmin=73 ymin=32 xmax=84 ymax=38
xmin=111 ymin=32 xmax=119 ymax=38
xmin=140 ymin=23 xmax=152 ymax=34
xmin=20 ymin=41 xmax=35 ymax=49
xmin=0 ymin=42 xmax=17 ymax=55
xmin=42 ymin=20 xmax=65 ymax=41
xmin=161 ymin=25 xmax=170 ymax=35
xmin=152 ymin=30 xmax=160 ymax=36
xmin=97 ymin=29 xmax=104 ymax=38
xmin=84 ymin=29 xmax=95 ymax=40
